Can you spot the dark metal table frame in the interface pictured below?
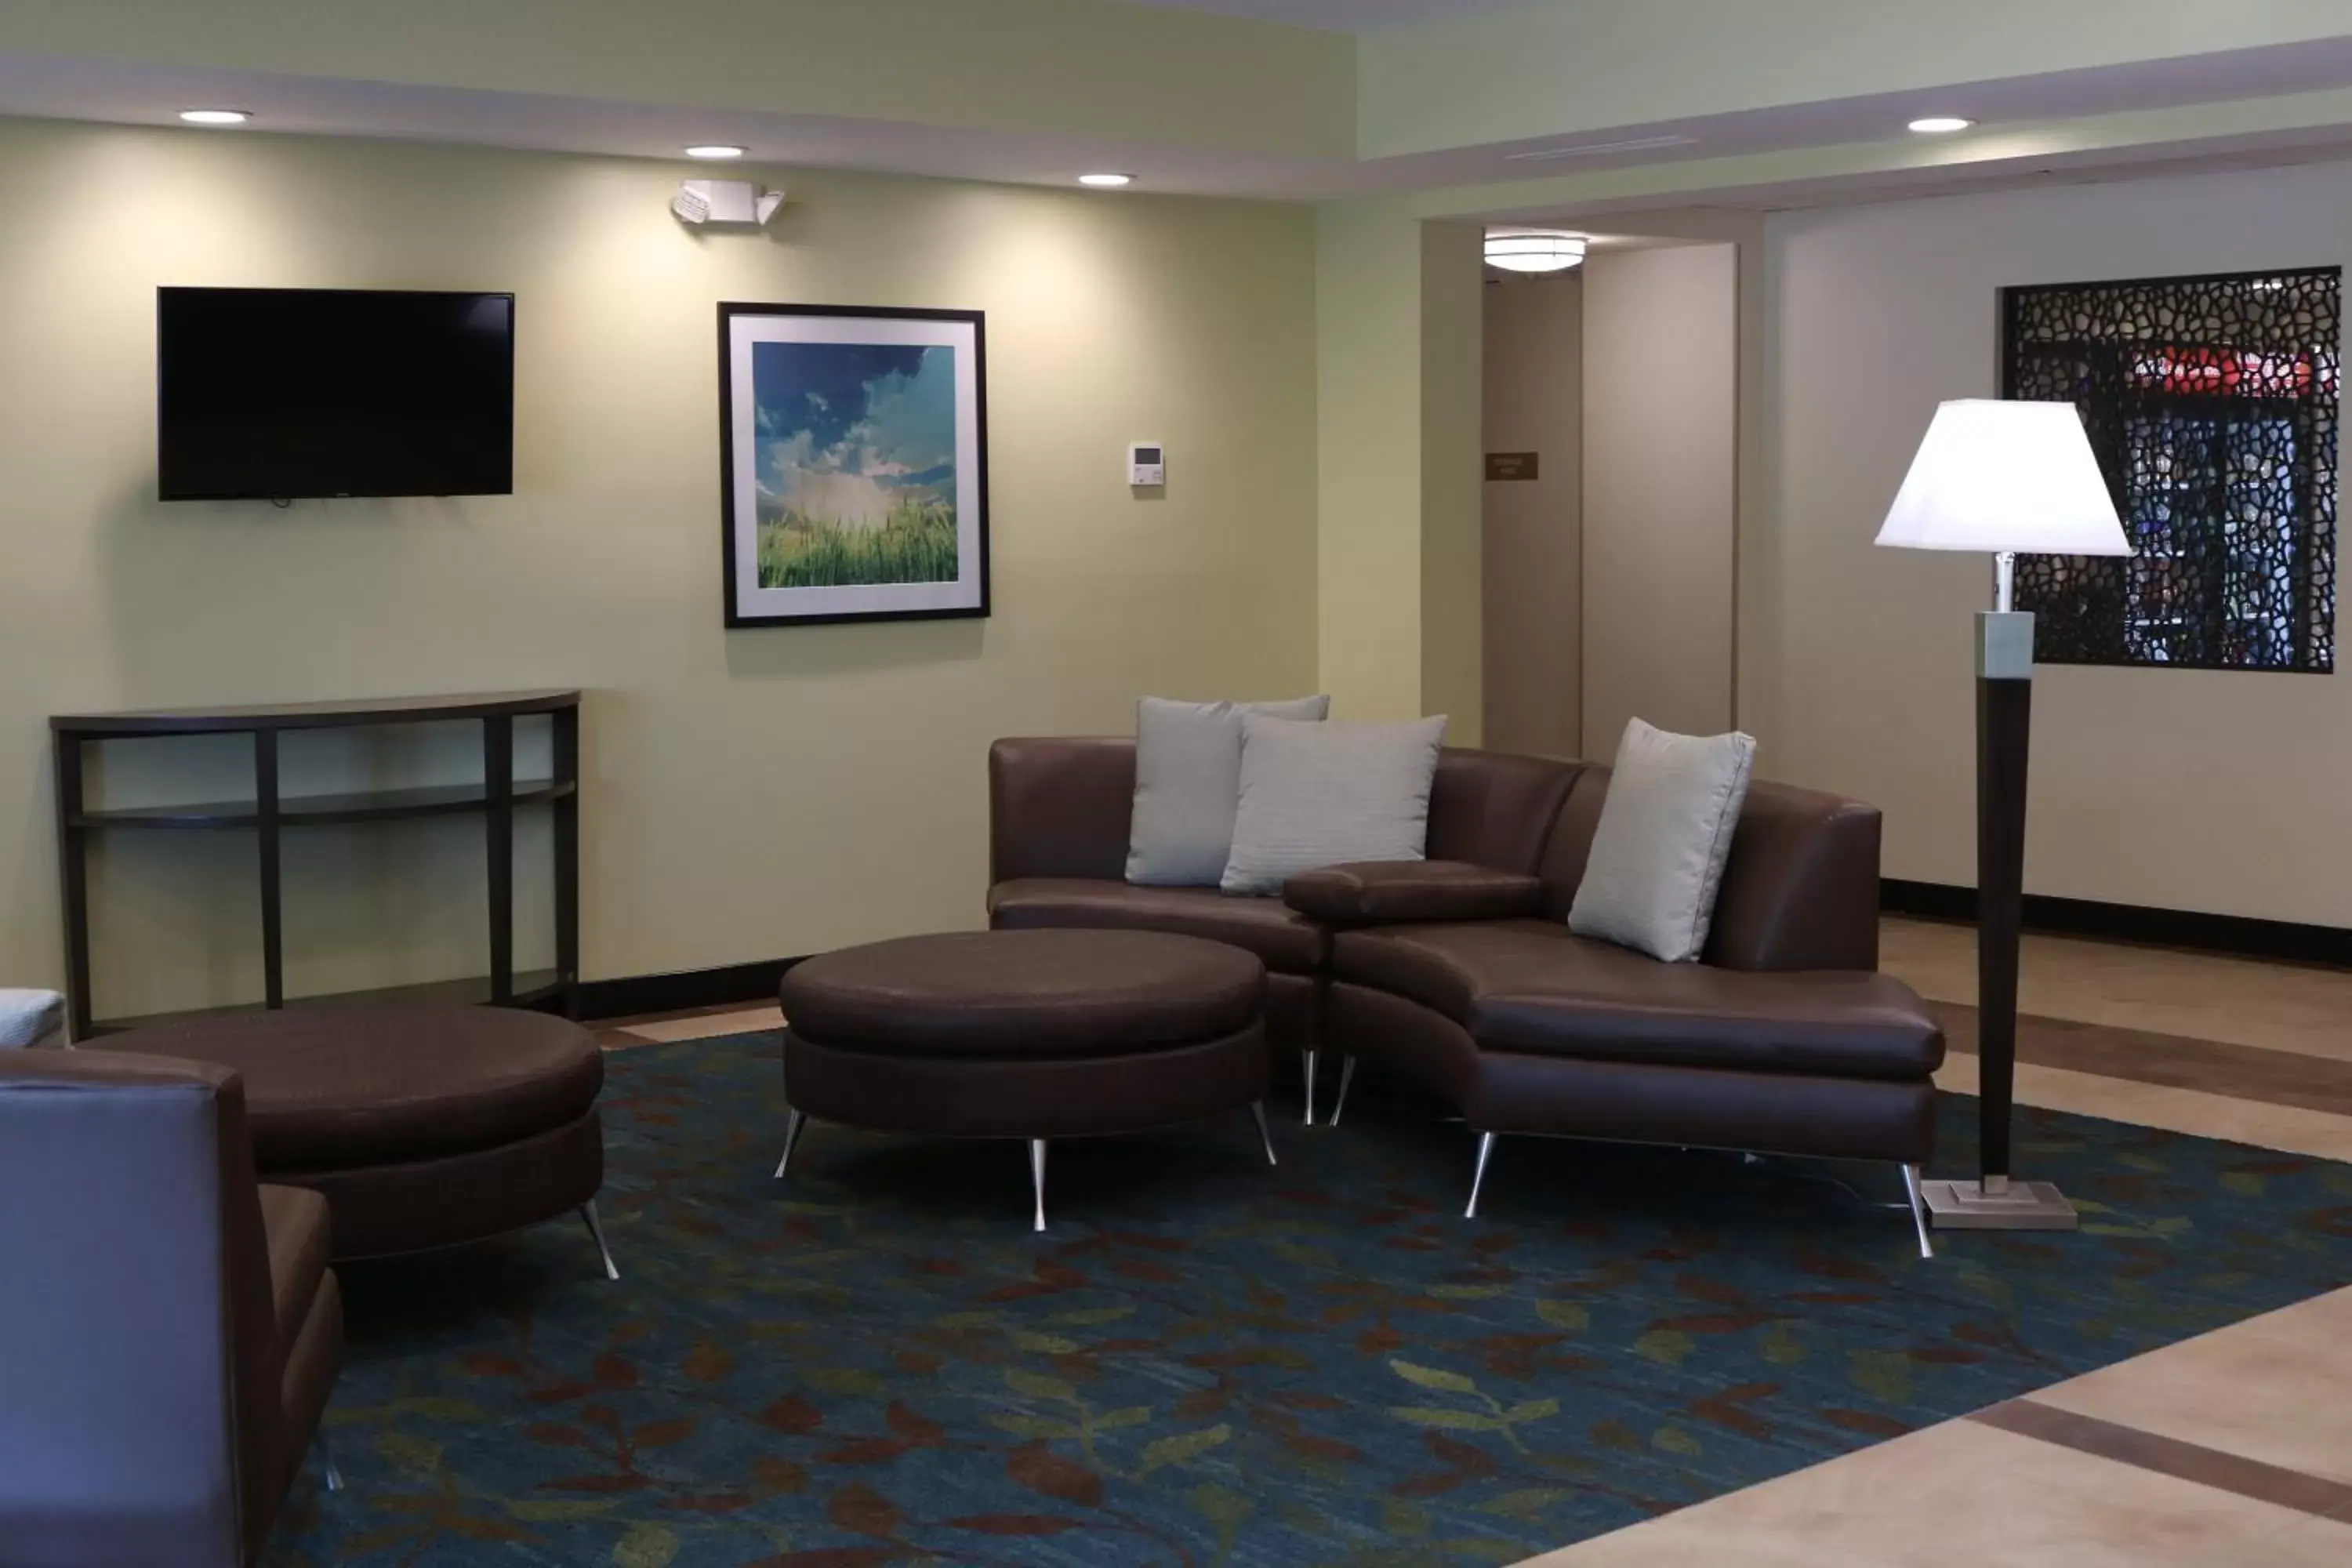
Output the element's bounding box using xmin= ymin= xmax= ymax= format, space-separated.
xmin=49 ymin=690 xmax=580 ymax=1038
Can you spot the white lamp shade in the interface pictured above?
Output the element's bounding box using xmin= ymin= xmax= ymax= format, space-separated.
xmin=1876 ymin=399 xmax=2131 ymax=556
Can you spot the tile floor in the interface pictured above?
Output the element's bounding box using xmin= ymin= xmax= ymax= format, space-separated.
xmin=1880 ymin=917 xmax=2352 ymax=1062
xmin=1524 ymin=1290 xmax=2352 ymax=1567
xmin=591 ymin=920 xmax=2352 ymax=1565
xmin=1527 ymin=919 xmax=2352 ymax=1565
xmin=1885 ymin=916 xmax=2352 ymax=1162
xmin=596 ymin=1003 xmax=782 ymax=1048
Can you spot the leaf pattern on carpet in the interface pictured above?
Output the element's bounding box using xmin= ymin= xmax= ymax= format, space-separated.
xmin=265 ymin=1033 xmax=2352 ymax=1566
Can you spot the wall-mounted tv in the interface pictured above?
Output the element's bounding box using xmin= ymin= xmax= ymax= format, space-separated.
xmin=158 ymin=287 xmax=515 ymax=500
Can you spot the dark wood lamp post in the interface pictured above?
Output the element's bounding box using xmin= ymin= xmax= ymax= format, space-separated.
xmin=1875 ymin=399 xmax=2132 ymax=1231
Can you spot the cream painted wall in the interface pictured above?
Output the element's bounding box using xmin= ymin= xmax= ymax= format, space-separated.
xmin=1417 ymin=220 xmax=1485 ymax=742
xmin=1762 ymin=158 xmax=2352 ymax=924
xmin=1316 ymin=202 xmax=1427 ymax=724
xmin=1580 ymin=242 xmax=1737 ymax=757
xmin=1312 ymin=202 xmax=1483 ymax=741
xmin=0 ymin=119 xmax=1319 ymax=1014
xmin=1480 ymin=272 xmax=1581 ymax=757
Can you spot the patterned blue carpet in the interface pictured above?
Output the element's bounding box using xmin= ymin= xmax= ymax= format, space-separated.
xmin=266 ymin=1031 xmax=2352 ymax=1566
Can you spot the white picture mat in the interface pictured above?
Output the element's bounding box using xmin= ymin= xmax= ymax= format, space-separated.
xmin=728 ymin=312 xmax=984 ymax=620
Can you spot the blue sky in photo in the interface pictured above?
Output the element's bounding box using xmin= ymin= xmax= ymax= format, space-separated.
xmin=753 ymin=342 xmax=956 ymax=527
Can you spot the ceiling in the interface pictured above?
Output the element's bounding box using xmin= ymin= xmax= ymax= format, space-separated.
xmin=0 ymin=53 xmax=1369 ymax=201
xmin=8 ymin=2 xmax=2352 ymax=217
xmin=1116 ymin=0 xmax=1524 ymax=30
xmin=20 ymin=37 xmax=2352 ymax=209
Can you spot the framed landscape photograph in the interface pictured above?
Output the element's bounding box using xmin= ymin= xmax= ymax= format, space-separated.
xmin=718 ymin=303 xmax=989 ymax=626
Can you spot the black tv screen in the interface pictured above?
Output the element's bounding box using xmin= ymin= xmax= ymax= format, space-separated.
xmin=158 ymin=287 xmax=515 ymax=500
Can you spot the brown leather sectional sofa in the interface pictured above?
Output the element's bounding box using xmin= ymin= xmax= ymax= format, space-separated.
xmin=988 ymin=738 xmax=1945 ymax=1247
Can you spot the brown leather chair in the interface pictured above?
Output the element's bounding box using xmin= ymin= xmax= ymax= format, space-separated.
xmin=987 ymin=739 xmax=1944 ymax=1254
xmin=0 ymin=1048 xmax=345 ymax=1567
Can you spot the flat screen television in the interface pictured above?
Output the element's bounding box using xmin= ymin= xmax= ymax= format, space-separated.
xmin=158 ymin=287 xmax=515 ymax=500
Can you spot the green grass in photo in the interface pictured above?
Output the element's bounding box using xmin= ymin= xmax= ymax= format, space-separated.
xmin=756 ymin=497 xmax=958 ymax=588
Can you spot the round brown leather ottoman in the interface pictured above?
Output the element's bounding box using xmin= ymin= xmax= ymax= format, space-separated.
xmin=108 ymin=1003 xmax=613 ymax=1272
xmin=777 ymin=929 xmax=1273 ymax=1230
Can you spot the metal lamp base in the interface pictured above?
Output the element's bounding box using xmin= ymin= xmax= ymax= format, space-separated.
xmin=1919 ymin=1176 xmax=2078 ymax=1230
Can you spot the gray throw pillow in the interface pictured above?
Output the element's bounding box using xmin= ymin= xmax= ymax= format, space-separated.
xmin=0 ymin=988 xmax=64 ymax=1048
xmin=1221 ymin=714 xmax=1449 ymax=895
xmin=1126 ymin=695 xmax=1330 ymax=886
xmin=1567 ymin=718 xmax=1758 ymax=963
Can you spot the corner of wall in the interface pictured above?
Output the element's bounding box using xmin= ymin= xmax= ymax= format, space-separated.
xmin=1312 ymin=202 xmax=1484 ymax=732
xmin=1315 ymin=200 xmax=1424 ymax=720
xmin=1419 ymin=220 xmax=1485 ymax=745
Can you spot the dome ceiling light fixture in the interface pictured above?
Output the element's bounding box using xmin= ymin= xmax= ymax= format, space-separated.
xmin=1484 ymin=229 xmax=1588 ymax=274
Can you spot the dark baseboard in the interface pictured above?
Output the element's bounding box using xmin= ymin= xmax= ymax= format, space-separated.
xmin=1880 ymin=881 xmax=1980 ymax=924
xmin=579 ymin=884 xmax=2352 ymax=1019
xmin=578 ymin=956 xmax=802 ymax=1022
xmin=1882 ymin=880 xmax=2352 ymax=967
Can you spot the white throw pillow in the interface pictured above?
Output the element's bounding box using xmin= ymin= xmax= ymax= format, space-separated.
xmin=1126 ymin=695 xmax=1330 ymax=886
xmin=1220 ymin=714 xmax=1449 ymax=895
xmin=1568 ymin=718 xmax=1758 ymax=963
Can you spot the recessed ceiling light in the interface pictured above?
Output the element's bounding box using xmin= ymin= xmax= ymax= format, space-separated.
xmin=685 ymin=144 xmax=746 ymax=160
xmin=179 ymin=109 xmax=252 ymax=125
xmin=1078 ymin=172 xmax=1134 ymax=187
xmin=1907 ymin=116 xmax=1974 ymax=135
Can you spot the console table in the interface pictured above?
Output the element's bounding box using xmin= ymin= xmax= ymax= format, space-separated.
xmin=50 ymin=690 xmax=580 ymax=1038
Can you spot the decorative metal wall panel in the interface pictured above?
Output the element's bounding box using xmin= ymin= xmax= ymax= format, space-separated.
xmin=2002 ymin=267 xmax=2341 ymax=673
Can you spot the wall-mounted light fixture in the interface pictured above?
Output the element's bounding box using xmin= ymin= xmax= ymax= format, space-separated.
xmin=673 ymin=179 xmax=786 ymax=227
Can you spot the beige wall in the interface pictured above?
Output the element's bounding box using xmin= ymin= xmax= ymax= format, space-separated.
xmin=1417 ymin=221 xmax=1486 ymax=744
xmin=1580 ymin=242 xmax=1738 ymax=757
xmin=1316 ymin=201 xmax=1428 ymax=724
xmin=1480 ymin=272 xmax=1582 ymax=757
xmin=1761 ymin=159 xmax=2352 ymax=923
xmin=0 ymin=119 xmax=1319 ymax=1014
xmin=1314 ymin=202 xmax=1484 ymax=741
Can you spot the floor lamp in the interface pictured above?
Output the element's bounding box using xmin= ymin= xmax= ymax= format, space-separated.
xmin=1875 ymin=400 xmax=2132 ymax=1230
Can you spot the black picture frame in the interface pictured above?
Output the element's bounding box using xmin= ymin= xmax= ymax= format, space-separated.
xmin=717 ymin=301 xmax=991 ymax=628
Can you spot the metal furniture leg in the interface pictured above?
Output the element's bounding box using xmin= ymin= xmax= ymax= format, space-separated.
xmin=1029 ymin=1138 xmax=1048 ymax=1232
xmin=579 ymin=1200 xmax=620 ymax=1281
xmin=1901 ymin=1163 xmax=1936 ymax=1260
xmin=1465 ymin=1131 xmax=1498 ymax=1218
xmin=774 ymin=1108 xmax=808 ymax=1178
xmin=1329 ymin=1055 xmax=1359 ymax=1126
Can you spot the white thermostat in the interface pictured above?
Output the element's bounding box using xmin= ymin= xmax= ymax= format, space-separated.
xmin=1127 ymin=442 xmax=1166 ymax=486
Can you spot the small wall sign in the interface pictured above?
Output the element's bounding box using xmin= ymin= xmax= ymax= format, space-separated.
xmin=1486 ymin=452 xmax=1540 ymax=481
